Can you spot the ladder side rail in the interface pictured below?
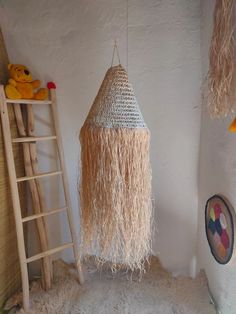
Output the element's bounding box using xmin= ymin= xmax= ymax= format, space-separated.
xmin=26 ymin=102 xmax=53 ymax=280
xmin=49 ymin=89 xmax=84 ymax=284
xmin=13 ymin=102 xmax=52 ymax=290
xmin=0 ymin=86 xmax=30 ymax=311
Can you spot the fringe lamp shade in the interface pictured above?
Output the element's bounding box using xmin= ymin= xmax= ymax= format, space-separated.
xmin=79 ymin=65 xmax=152 ymax=270
xmin=207 ymin=0 xmax=235 ymax=118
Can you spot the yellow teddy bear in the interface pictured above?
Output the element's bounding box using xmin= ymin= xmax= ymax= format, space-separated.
xmin=5 ymin=64 xmax=48 ymax=100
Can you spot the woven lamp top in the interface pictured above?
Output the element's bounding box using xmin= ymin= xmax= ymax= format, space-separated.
xmin=84 ymin=65 xmax=147 ymax=128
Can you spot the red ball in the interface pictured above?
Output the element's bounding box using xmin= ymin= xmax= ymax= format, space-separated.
xmin=47 ymin=81 xmax=56 ymax=89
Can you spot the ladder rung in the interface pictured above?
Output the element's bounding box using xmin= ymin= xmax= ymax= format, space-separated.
xmin=12 ymin=135 xmax=57 ymax=143
xmin=26 ymin=243 xmax=73 ymax=263
xmin=22 ymin=207 xmax=67 ymax=222
xmin=6 ymin=99 xmax=52 ymax=105
xmin=17 ymin=171 xmax=62 ymax=182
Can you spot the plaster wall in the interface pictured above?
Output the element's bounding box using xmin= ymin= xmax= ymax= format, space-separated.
xmin=197 ymin=0 xmax=236 ymax=313
xmin=0 ymin=0 xmax=201 ymax=276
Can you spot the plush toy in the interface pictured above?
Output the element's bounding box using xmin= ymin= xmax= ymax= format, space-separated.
xmin=5 ymin=64 xmax=48 ymax=100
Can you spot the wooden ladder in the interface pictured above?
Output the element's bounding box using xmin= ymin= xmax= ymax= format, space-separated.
xmin=0 ymin=85 xmax=84 ymax=311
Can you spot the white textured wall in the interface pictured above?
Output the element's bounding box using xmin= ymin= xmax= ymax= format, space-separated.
xmin=0 ymin=0 xmax=201 ymax=276
xmin=197 ymin=0 xmax=236 ymax=313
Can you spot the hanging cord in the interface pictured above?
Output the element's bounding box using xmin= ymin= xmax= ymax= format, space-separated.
xmin=110 ymin=0 xmax=129 ymax=69
xmin=111 ymin=40 xmax=121 ymax=67
xmin=126 ymin=0 xmax=129 ymax=72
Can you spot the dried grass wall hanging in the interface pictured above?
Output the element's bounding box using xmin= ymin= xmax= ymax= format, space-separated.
xmin=207 ymin=0 xmax=235 ymax=118
xmin=79 ymin=64 xmax=152 ymax=271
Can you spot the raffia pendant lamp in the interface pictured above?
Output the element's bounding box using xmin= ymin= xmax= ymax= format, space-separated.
xmin=207 ymin=0 xmax=235 ymax=119
xmin=79 ymin=64 xmax=152 ymax=271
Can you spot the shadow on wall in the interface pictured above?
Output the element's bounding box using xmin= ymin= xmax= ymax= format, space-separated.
xmin=153 ymin=202 xmax=197 ymax=277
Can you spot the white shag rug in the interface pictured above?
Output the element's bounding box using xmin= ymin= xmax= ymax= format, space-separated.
xmin=13 ymin=257 xmax=216 ymax=314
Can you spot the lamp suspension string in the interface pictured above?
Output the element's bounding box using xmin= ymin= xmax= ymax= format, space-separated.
xmin=110 ymin=0 xmax=128 ymax=69
xmin=126 ymin=0 xmax=129 ymax=72
xmin=111 ymin=40 xmax=121 ymax=67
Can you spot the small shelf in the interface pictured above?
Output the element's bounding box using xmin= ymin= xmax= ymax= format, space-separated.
xmin=6 ymin=98 xmax=52 ymax=105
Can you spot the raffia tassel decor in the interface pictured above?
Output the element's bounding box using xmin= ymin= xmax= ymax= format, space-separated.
xmin=79 ymin=65 xmax=152 ymax=271
xmin=207 ymin=0 xmax=235 ymax=118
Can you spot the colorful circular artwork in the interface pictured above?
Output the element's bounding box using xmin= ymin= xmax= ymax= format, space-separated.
xmin=205 ymin=195 xmax=234 ymax=264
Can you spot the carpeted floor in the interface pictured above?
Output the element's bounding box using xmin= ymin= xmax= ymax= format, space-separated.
xmin=13 ymin=257 xmax=216 ymax=314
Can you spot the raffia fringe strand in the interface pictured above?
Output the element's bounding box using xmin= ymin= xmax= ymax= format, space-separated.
xmin=207 ymin=0 xmax=235 ymax=118
xmin=79 ymin=125 xmax=152 ymax=271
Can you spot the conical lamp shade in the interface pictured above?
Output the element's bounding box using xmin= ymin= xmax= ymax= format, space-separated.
xmin=85 ymin=65 xmax=146 ymax=128
xmin=79 ymin=65 xmax=152 ymax=271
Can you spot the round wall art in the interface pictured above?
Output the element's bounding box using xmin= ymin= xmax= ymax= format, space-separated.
xmin=205 ymin=194 xmax=235 ymax=264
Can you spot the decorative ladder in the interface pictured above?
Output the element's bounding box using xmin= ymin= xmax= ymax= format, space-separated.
xmin=0 ymin=85 xmax=84 ymax=311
